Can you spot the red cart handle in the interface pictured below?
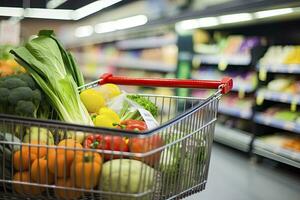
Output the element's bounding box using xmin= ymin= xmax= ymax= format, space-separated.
xmin=99 ymin=73 xmax=232 ymax=94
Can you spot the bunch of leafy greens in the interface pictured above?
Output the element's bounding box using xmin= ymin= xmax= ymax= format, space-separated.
xmin=10 ymin=30 xmax=93 ymax=126
xmin=120 ymin=94 xmax=158 ymax=120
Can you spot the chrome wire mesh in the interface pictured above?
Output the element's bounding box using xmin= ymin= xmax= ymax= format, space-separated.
xmin=0 ymin=92 xmax=221 ymax=200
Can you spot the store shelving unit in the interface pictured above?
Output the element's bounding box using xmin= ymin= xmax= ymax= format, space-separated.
xmin=185 ymin=14 xmax=300 ymax=168
xmin=218 ymin=105 xmax=253 ymax=120
xmin=253 ymin=42 xmax=300 ymax=167
xmin=93 ymin=56 xmax=176 ymax=72
xmin=257 ymin=64 xmax=300 ymax=74
xmin=191 ymin=40 xmax=260 ymax=151
xmin=256 ymin=89 xmax=300 ymax=105
xmin=253 ymin=139 xmax=300 ymax=168
xmin=80 ymin=57 xmax=175 ymax=80
xmin=254 ymin=112 xmax=300 ymax=134
xmin=231 ymin=85 xmax=257 ymax=93
xmin=69 ymin=32 xmax=178 ymax=95
xmin=214 ymin=123 xmax=252 ymax=152
xmin=116 ymin=35 xmax=177 ymax=50
xmin=193 ymin=54 xmax=251 ymax=66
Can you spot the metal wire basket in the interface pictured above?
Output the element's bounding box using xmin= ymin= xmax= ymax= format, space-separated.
xmin=0 ymin=73 xmax=232 ymax=200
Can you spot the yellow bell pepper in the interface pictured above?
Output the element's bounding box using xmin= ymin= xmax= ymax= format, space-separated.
xmin=80 ymin=89 xmax=105 ymax=113
xmin=94 ymin=107 xmax=120 ymax=128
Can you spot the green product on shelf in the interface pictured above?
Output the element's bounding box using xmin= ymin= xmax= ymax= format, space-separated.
xmin=267 ymin=78 xmax=293 ymax=91
xmin=274 ymin=111 xmax=298 ymax=121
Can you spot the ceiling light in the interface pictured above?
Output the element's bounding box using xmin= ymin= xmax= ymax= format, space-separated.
xmin=254 ymin=8 xmax=294 ymax=19
xmin=72 ymin=0 xmax=123 ymax=20
xmin=94 ymin=21 xmax=116 ymax=33
xmin=115 ymin=15 xmax=148 ymax=29
xmin=175 ymin=17 xmax=219 ymax=31
xmin=24 ymin=8 xmax=72 ymax=20
xmin=0 ymin=7 xmax=24 ymax=17
xmin=75 ymin=25 xmax=93 ymax=37
xmin=95 ymin=15 xmax=148 ymax=34
xmin=197 ymin=17 xmax=219 ymax=27
xmin=219 ymin=13 xmax=253 ymax=24
xmin=46 ymin=0 xmax=68 ymax=9
xmin=175 ymin=19 xmax=199 ymax=31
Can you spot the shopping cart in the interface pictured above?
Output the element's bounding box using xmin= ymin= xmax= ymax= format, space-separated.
xmin=0 ymin=73 xmax=232 ymax=200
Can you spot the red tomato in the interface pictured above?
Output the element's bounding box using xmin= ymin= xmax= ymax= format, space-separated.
xmin=129 ymin=135 xmax=164 ymax=166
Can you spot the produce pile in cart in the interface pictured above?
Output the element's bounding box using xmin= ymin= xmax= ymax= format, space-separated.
xmin=0 ymin=30 xmax=231 ymax=200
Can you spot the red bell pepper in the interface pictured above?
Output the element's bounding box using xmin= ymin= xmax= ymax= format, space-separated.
xmin=115 ymin=119 xmax=147 ymax=131
xmin=83 ymin=134 xmax=129 ymax=160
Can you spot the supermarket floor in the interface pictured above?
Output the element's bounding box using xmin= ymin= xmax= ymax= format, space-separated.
xmin=185 ymin=143 xmax=300 ymax=200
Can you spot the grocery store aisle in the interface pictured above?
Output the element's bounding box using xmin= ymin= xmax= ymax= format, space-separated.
xmin=186 ymin=143 xmax=300 ymax=200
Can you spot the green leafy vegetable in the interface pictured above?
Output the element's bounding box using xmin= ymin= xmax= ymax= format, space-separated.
xmin=10 ymin=30 xmax=93 ymax=126
xmin=39 ymin=30 xmax=84 ymax=87
xmin=120 ymin=95 xmax=158 ymax=121
xmin=0 ymin=74 xmax=49 ymax=118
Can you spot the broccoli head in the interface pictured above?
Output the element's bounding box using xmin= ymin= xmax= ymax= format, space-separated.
xmin=0 ymin=88 xmax=9 ymax=113
xmin=0 ymin=73 xmax=50 ymax=118
xmin=8 ymin=87 xmax=33 ymax=105
xmin=1 ymin=77 xmax=27 ymax=89
xmin=15 ymin=100 xmax=36 ymax=117
xmin=18 ymin=73 xmax=36 ymax=89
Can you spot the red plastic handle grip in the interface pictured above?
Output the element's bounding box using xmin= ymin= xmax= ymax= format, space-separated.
xmin=99 ymin=73 xmax=232 ymax=94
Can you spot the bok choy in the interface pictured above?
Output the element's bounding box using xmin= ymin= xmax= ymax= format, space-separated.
xmin=10 ymin=30 xmax=93 ymax=128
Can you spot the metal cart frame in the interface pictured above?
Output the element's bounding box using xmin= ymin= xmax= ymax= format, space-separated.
xmin=0 ymin=73 xmax=232 ymax=200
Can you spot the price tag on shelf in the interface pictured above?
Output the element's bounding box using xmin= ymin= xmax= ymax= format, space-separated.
xmin=256 ymin=91 xmax=265 ymax=105
xmin=192 ymin=56 xmax=201 ymax=69
xmin=259 ymin=67 xmax=267 ymax=81
xmin=290 ymin=97 xmax=298 ymax=112
xmin=238 ymin=87 xmax=245 ymax=99
xmin=218 ymin=58 xmax=228 ymax=71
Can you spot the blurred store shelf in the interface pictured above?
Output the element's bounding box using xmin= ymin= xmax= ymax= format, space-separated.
xmin=253 ymin=139 xmax=300 ymax=168
xmin=79 ymin=56 xmax=176 ymax=74
xmin=254 ymin=112 xmax=300 ymax=134
xmin=194 ymin=54 xmax=251 ymax=66
xmin=256 ymin=89 xmax=300 ymax=105
xmin=113 ymin=57 xmax=176 ymax=72
xmin=116 ymin=35 xmax=177 ymax=50
xmin=214 ymin=123 xmax=252 ymax=152
xmin=219 ymin=105 xmax=252 ymax=120
xmin=257 ymin=64 xmax=300 ymax=74
xmin=231 ymin=85 xmax=256 ymax=93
